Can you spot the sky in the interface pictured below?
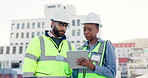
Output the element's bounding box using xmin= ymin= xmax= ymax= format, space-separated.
xmin=0 ymin=0 xmax=148 ymax=46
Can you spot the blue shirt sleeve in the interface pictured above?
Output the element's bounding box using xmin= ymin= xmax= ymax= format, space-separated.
xmin=94 ymin=41 xmax=116 ymax=78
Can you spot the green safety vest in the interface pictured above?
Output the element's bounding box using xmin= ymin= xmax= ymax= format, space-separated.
xmin=78 ymin=41 xmax=108 ymax=78
xmin=23 ymin=35 xmax=75 ymax=78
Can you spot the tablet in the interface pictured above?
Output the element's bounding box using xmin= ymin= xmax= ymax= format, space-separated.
xmin=67 ymin=50 xmax=89 ymax=69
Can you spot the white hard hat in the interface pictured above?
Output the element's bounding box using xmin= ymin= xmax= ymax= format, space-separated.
xmin=82 ymin=13 xmax=102 ymax=28
xmin=51 ymin=10 xmax=71 ymax=24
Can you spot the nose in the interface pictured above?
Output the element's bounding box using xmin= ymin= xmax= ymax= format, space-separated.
xmin=61 ymin=26 xmax=67 ymax=31
xmin=84 ymin=30 xmax=89 ymax=35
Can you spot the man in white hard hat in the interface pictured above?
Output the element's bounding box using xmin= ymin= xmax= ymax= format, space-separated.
xmin=73 ymin=13 xmax=116 ymax=78
xmin=23 ymin=10 xmax=75 ymax=78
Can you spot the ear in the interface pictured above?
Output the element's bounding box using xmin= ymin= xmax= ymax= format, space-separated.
xmin=96 ymin=27 xmax=99 ymax=33
xmin=51 ymin=21 xmax=54 ymax=28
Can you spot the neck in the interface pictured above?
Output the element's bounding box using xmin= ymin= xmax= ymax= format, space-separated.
xmin=50 ymin=30 xmax=58 ymax=38
xmin=89 ymin=37 xmax=98 ymax=47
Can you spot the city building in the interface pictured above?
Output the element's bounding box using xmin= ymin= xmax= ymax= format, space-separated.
xmin=113 ymin=43 xmax=135 ymax=78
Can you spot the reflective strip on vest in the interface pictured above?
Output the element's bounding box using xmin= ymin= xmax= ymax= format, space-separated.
xmin=37 ymin=76 xmax=70 ymax=78
xmin=38 ymin=36 xmax=71 ymax=63
xmin=25 ymin=53 xmax=38 ymax=61
xmin=67 ymin=40 xmax=72 ymax=50
xmin=39 ymin=56 xmax=68 ymax=62
xmin=23 ymin=72 xmax=35 ymax=77
xmin=38 ymin=36 xmax=72 ymax=56
xmin=78 ymin=69 xmax=93 ymax=73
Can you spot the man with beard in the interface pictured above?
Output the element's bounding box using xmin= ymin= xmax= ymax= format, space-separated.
xmin=23 ymin=10 xmax=75 ymax=78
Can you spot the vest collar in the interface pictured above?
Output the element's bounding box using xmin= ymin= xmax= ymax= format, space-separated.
xmin=83 ymin=38 xmax=104 ymax=47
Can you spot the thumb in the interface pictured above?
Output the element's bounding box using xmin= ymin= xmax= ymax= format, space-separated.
xmin=89 ymin=58 xmax=92 ymax=62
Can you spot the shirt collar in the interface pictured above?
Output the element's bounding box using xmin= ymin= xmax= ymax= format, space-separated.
xmin=83 ymin=38 xmax=104 ymax=47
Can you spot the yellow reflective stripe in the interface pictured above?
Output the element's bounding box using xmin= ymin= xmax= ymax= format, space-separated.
xmin=78 ymin=69 xmax=93 ymax=73
xmin=39 ymin=36 xmax=45 ymax=56
xmin=23 ymin=72 xmax=35 ymax=77
xmin=25 ymin=53 xmax=38 ymax=61
xmin=100 ymin=41 xmax=107 ymax=66
xmin=39 ymin=56 xmax=68 ymax=62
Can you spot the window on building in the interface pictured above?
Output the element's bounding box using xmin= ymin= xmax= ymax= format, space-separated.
xmin=71 ymin=41 xmax=74 ymax=43
xmin=42 ymin=31 xmax=44 ymax=34
xmin=48 ymin=5 xmax=56 ymax=8
xmin=21 ymin=33 xmax=24 ymax=38
xmin=16 ymin=33 xmax=19 ymax=39
xmin=37 ymin=32 xmax=40 ymax=36
xmin=42 ymin=22 xmax=44 ymax=28
xmin=26 ymin=32 xmax=29 ymax=38
xmin=72 ymin=20 xmax=75 ymax=26
xmin=11 ymin=24 xmax=15 ymax=30
xmin=6 ymin=47 xmax=10 ymax=54
xmin=17 ymin=24 xmax=19 ymax=29
xmin=11 ymin=60 xmax=21 ymax=68
xmin=12 ymin=46 xmax=16 ymax=54
xmin=0 ymin=47 xmax=4 ymax=54
xmin=77 ymin=20 xmax=80 ymax=26
xmin=83 ymin=40 xmax=86 ymax=43
xmin=32 ymin=32 xmax=35 ymax=38
xmin=37 ymin=22 xmax=40 ymax=28
xmin=77 ymin=41 xmax=80 ymax=43
xmin=27 ymin=23 xmax=30 ymax=29
xmin=21 ymin=43 xmax=23 ymax=45
xmin=72 ymin=30 xmax=75 ymax=36
xmin=32 ymin=22 xmax=35 ymax=29
xmin=19 ymin=46 xmax=23 ymax=54
xmin=11 ymin=33 xmax=14 ymax=39
xmin=58 ymin=5 xmax=60 ymax=7
xmin=22 ymin=23 xmax=25 ymax=29
xmin=77 ymin=29 xmax=80 ymax=36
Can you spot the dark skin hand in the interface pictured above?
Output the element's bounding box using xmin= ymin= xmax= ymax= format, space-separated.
xmin=76 ymin=57 xmax=95 ymax=71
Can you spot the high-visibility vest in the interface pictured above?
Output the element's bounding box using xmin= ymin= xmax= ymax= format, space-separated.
xmin=23 ymin=35 xmax=75 ymax=78
xmin=78 ymin=41 xmax=108 ymax=78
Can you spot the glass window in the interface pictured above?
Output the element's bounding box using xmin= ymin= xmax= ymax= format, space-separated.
xmin=11 ymin=33 xmax=14 ymax=39
xmin=42 ymin=22 xmax=44 ymax=28
xmin=16 ymin=33 xmax=19 ymax=39
xmin=19 ymin=46 xmax=23 ymax=54
xmin=11 ymin=60 xmax=21 ymax=68
xmin=32 ymin=22 xmax=35 ymax=29
xmin=77 ymin=20 xmax=80 ymax=26
xmin=12 ymin=46 xmax=16 ymax=54
xmin=72 ymin=30 xmax=75 ymax=36
xmin=17 ymin=23 xmax=19 ymax=29
xmin=32 ymin=32 xmax=35 ymax=38
xmin=11 ymin=24 xmax=15 ymax=30
xmin=22 ymin=23 xmax=25 ymax=29
xmin=27 ymin=23 xmax=30 ymax=29
xmin=37 ymin=32 xmax=40 ymax=36
xmin=77 ymin=29 xmax=80 ymax=36
xmin=77 ymin=41 xmax=80 ymax=43
xmin=0 ymin=47 xmax=4 ymax=54
xmin=37 ymin=22 xmax=40 ymax=28
xmin=26 ymin=32 xmax=29 ymax=38
xmin=6 ymin=47 xmax=10 ymax=54
xmin=21 ymin=33 xmax=24 ymax=38
xmin=72 ymin=20 xmax=75 ymax=26
xmin=71 ymin=41 xmax=74 ymax=43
